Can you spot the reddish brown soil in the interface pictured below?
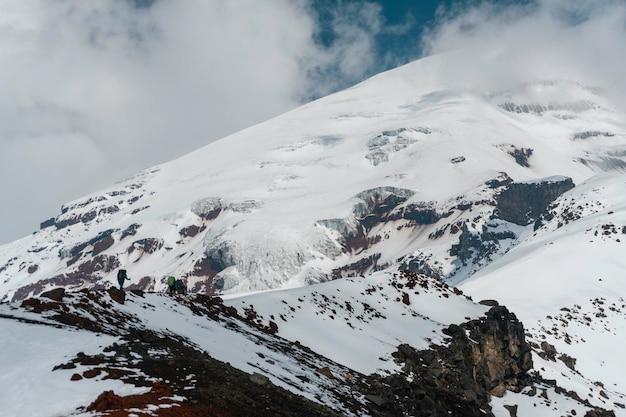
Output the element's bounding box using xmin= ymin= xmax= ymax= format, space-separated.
xmin=87 ymin=382 xmax=232 ymax=417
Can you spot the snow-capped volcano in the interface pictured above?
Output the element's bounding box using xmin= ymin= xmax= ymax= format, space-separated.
xmin=2 ymin=52 xmax=625 ymax=302
xmin=2 ymin=51 xmax=626 ymax=416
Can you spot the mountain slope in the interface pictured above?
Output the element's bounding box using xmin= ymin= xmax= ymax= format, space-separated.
xmin=2 ymin=53 xmax=626 ymax=302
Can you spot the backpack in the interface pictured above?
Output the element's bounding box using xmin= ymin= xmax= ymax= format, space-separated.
xmin=117 ymin=269 xmax=127 ymax=280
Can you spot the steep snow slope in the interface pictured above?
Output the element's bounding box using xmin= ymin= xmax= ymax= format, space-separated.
xmin=1 ymin=52 xmax=626 ymax=303
xmin=222 ymin=270 xmax=488 ymax=375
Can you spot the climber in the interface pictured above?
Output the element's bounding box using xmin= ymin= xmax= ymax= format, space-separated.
xmin=117 ymin=269 xmax=130 ymax=291
xmin=175 ymin=278 xmax=188 ymax=295
xmin=167 ymin=275 xmax=176 ymax=295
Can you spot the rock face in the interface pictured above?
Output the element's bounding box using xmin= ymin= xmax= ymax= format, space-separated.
xmin=445 ymin=176 xmax=575 ymax=276
xmin=495 ymin=177 xmax=575 ymax=225
xmin=441 ymin=306 xmax=533 ymax=397
xmin=359 ymin=306 xmax=533 ymax=417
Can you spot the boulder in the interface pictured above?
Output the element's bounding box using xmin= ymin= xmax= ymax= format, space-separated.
xmin=249 ymin=373 xmax=270 ymax=386
xmin=41 ymin=287 xmax=65 ymax=302
xmin=316 ymin=366 xmax=335 ymax=380
xmin=539 ymin=341 xmax=558 ymax=361
xmin=107 ymin=288 xmax=126 ymax=304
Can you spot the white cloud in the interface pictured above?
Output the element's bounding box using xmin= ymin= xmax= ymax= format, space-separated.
xmin=301 ymin=1 xmax=387 ymax=98
xmin=0 ymin=0 xmax=385 ymax=243
xmin=421 ymin=0 xmax=626 ymax=99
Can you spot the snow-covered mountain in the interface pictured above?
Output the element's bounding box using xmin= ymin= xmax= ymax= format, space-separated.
xmin=1 ymin=51 xmax=626 ymax=416
xmin=2 ymin=53 xmax=626 ymax=301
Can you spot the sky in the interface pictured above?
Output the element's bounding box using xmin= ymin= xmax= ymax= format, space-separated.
xmin=0 ymin=0 xmax=625 ymax=244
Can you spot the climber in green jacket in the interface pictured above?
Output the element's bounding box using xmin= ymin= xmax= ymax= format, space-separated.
xmin=167 ymin=276 xmax=176 ymax=295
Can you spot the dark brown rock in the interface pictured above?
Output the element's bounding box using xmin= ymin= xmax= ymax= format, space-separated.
xmin=192 ymin=257 xmax=215 ymax=277
xmin=559 ymin=353 xmax=577 ymax=370
xmin=584 ymin=410 xmax=616 ymax=417
xmin=86 ymin=390 xmax=124 ymax=412
xmin=127 ymin=238 xmax=163 ymax=255
xmin=179 ymin=224 xmax=206 ymax=238
xmin=125 ymin=276 xmax=154 ymax=293
xmin=39 ymin=217 xmax=55 ymax=229
xmin=316 ymin=366 xmax=334 ymax=380
xmin=120 ymin=223 xmax=141 ymax=240
xmin=507 ymin=146 xmax=533 ymax=167
xmin=92 ymin=236 xmax=114 ymax=256
xmin=503 ymin=404 xmax=518 ymax=417
xmin=41 ymin=287 xmax=65 ymax=302
xmin=20 ymin=298 xmax=41 ymax=309
xmin=540 ymin=341 xmax=558 ymax=361
xmin=107 ymin=288 xmax=126 ymax=304
xmin=83 ymin=369 xmax=102 ymax=379
xmin=130 ymin=289 xmax=144 ymax=297
xmin=11 ymin=254 xmax=120 ymax=302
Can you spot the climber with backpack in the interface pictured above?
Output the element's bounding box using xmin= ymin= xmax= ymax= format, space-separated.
xmin=117 ymin=269 xmax=130 ymax=291
xmin=167 ymin=275 xmax=176 ymax=295
xmin=175 ymin=278 xmax=188 ymax=295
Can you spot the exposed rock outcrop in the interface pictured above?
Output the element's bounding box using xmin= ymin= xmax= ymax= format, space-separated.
xmin=358 ymin=306 xmax=533 ymax=417
xmin=319 ymin=187 xmax=447 ymax=278
xmin=499 ymin=100 xmax=598 ymax=115
xmin=127 ymin=238 xmax=164 ymax=255
xmin=495 ymin=177 xmax=575 ymax=225
xmin=353 ymin=186 xmax=415 ymax=228
xmin=441 ymin=306 xmax=533 ymax=397
xmin=107 ymin=288 xmax=126 ymax=304
xmin=449 ymin=219 xmax=518 ymax=268
xmin=11 ymin=255 xmax=120 ymax=301
xmin=191 ymin=197 xmax=223 ymax=220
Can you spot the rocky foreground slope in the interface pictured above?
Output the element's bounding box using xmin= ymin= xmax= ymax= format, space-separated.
xmin=1 ymin=271 xmax=621 ymax=416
